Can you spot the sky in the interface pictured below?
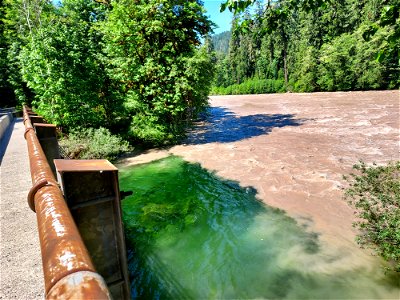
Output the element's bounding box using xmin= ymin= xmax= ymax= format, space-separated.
xmin=202 ymin=0 xmax=233 ymax=35
xmin=52 ymin=0 xmax=233 ymax=35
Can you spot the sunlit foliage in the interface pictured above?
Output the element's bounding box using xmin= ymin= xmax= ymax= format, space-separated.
xmin=344 ymin=161 xmax=400 ymax=273
xmin=1 ymin=0 xmax=214 ymax=145
xmin=213 ymin=0 xmax=399 ymax=94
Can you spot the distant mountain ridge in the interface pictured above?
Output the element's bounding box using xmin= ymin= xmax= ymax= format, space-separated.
xmin=211 ymin=31 xmax=230 ymax=54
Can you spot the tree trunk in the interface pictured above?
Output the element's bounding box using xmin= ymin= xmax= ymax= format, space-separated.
xmin=283 ymin=47 xmax=288 ymax=87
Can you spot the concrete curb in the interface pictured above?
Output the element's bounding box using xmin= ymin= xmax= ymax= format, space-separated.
xmin=0 ymin=113 xmax=14 ymax=143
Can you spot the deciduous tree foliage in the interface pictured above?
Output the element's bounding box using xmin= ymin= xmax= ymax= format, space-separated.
xmin=2 ymin=0 xmax=118 ymax=127
xmin=1 ymin=0 xmax=47 ymax=105
xmin=19 ymin=0 xmax=116 ymax=128
xmin=0 ymin=2 xmax=16 ymax=107
xmin=102 ymin=0 xmax=214 ymax=144
xmin=1 ymin=0 xmax=215 ymax=145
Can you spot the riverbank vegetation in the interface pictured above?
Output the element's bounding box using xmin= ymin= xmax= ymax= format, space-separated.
xmin=344 ymin=161 xmax=400 ymax=273
xmin=1 ymin=0 xmax=214 ymax=146
xmin=59 ymin=127 xmax=131 ymax=161
xmin=0 ymin=0 xmax=398 ymax=146
xmin=212 ymin=0 xmax=399 ymax=94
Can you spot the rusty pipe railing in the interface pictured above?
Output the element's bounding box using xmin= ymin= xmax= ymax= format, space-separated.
xmin=23 ymin=106 xmax=111 ymax=299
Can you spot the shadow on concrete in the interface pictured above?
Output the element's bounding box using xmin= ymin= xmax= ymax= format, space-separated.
xmin=0 ymin=118 xmax=19 ymax=165
xmin=185 ymin=107 xmax=306 ymax=144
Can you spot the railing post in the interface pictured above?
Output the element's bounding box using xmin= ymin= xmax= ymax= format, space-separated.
xmin=54 ymin=159 xmax=131 ymax=300
xmin=34 ymin=124 xmax=60 ymax=177
xmin=30 ymin=115 xmax=46 ymax=124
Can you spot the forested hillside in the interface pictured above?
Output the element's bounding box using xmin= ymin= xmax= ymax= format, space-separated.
xmin=213 ymin=0 xmax=399 ymax=95
xmin=212 ymin=31 xmax=231 ymax=54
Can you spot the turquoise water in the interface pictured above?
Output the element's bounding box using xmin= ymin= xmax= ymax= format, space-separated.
xmin=119 ymin=156 xmax=399 ymax=299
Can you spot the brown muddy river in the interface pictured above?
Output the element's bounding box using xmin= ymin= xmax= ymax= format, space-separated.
xmin=119 ymin=90 xmax=400 ymax=298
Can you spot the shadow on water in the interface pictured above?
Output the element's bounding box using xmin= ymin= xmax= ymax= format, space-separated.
xmin=185 ymin=107 xmax=306 ymax=144
xmin=119 ymin=156 xmax=399 ymax=299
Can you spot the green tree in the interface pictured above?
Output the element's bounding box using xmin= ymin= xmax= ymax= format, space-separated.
xmin=214 ymin=53 xmax=231 ymax=87
xmin=289 ymin=44 xmax=319 ymax=92
xmin=0 ymin=2 xmax=16 ymax=107
xmin=261 ymin=1 xmax=294 ymax=86
xmin=213 ymin=0 xmax=398 ymax=94
xmin=374 ymin=0 xmax=399 ymax=87
xmin=1 ymin=0 xmax=49 ymax=105
xmin=102 ymin=0 xmax=214 ymax=144
xmin=5 ymin=0 xmax=122 ymax=129
xmin=317 ymin=26 xmax=388 ymax=91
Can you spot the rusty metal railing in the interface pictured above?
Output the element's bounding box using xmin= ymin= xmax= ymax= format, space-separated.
xmin=23 ymin=106 xmax=111 ymax=299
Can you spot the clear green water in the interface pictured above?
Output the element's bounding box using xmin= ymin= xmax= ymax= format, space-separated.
xmin=119 ymin=156 xmax=399 ymax=299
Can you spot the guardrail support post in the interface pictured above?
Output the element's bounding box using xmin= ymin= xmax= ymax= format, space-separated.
xmin=30 ymin=116 xmax=45 ymax=124
xmin=34 ymin=124 xmax=60 ymax=177
xmin=54 ymin=159 xmax=130 ymax=300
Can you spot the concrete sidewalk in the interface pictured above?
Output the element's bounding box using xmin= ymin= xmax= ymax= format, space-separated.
xmin=0 ymin=118 xmax=44 ymax=299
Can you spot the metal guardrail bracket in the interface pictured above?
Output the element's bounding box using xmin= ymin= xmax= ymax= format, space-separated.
xmin=23 ymin=106 xmax=112 ymax=300
xmin=54 ymin=159 xmax=131 ymax=299
xmin=27 ymin=179 xmax=59 ymax=212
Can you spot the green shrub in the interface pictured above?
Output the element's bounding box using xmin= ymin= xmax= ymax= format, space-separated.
xmin=344 ymin=161 xmax=400 ymax=272
xmin=59 ymin=127 xmax=131 ymax=161
xmin=211 ymin=78 xmax=286 ymax=95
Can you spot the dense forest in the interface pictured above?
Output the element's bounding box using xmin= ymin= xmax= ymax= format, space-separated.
xmin=212 ymin=0 xmax=399 ymax=95
xmin=0 ymin=0 xmax=214 ymax=145
xmin=0 ymin=0 xmax=399 ymax=146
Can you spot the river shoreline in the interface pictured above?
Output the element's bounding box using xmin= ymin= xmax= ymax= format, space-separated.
xmin=117 ymin=90 xmax=399 ymax=288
